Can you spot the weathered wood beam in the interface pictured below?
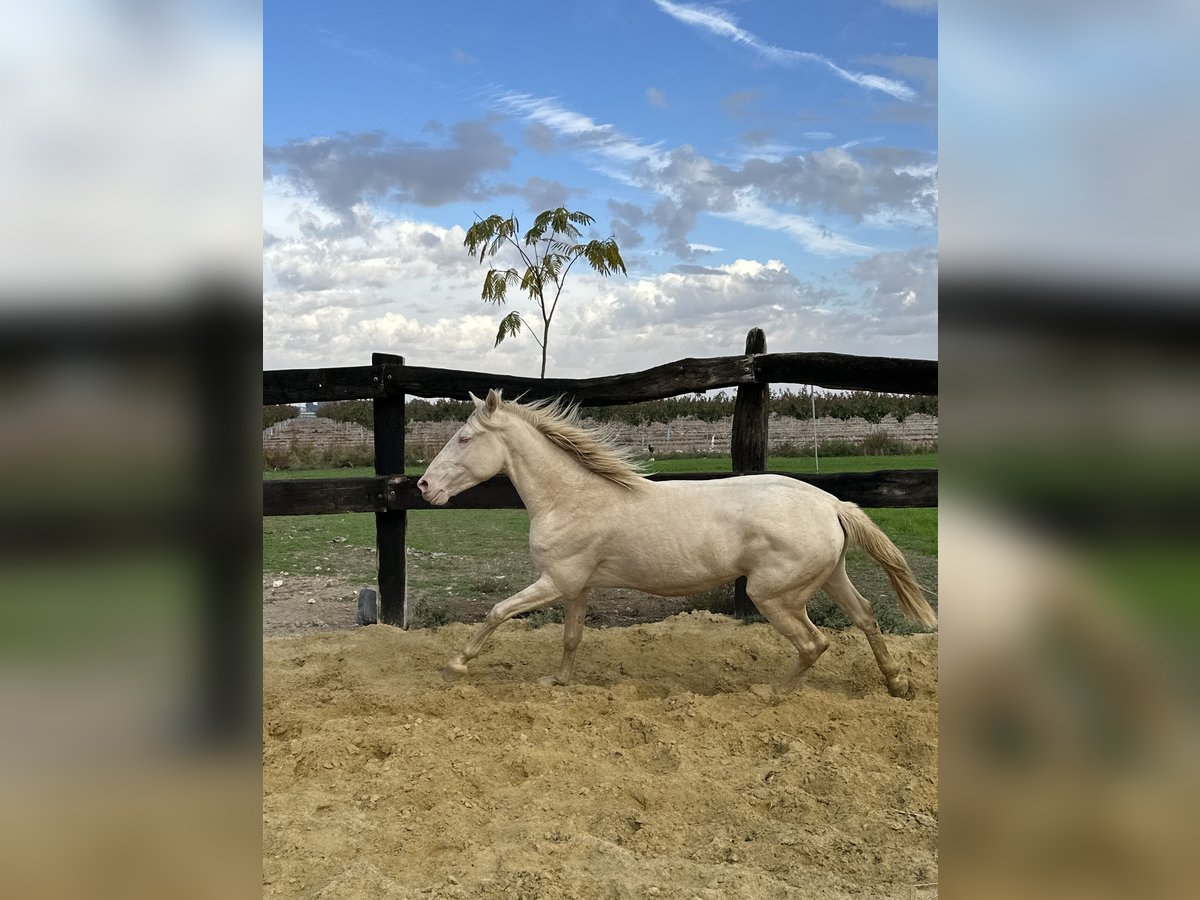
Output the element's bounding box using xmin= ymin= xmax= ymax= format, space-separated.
xmin=262 ymin=476 xmax=387 ymax=516
xmin=263 ymin=470 xmax=937 ymax=516
xmin=262 ymin=366 xmax=381 ymax=405
xmin=262 ymin=351 xmax=937 ymax=406
xmin=384 ymin=355 xmax=757 ymax=405
xmin=755 ymin=352 xmax=937 ymax=395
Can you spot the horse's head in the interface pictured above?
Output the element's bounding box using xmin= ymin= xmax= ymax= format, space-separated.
xmin=417 ymin=389 xmax=509 ymax=506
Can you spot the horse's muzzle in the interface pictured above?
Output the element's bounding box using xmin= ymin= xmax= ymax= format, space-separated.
xmin=417 ymin=476 xmax=449 ymax=506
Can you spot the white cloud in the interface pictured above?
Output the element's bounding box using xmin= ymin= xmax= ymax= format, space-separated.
xmin=263 ymin=198 xmax=936 ymax=373
xmin=850 ymin=246 xmax=938 ymax=336
xmin=263 ymin=190 xmax=474 ymax=293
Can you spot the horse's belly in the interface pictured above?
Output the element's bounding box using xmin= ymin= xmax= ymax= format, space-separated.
xmin=588 ymin=544 xmax=744 ymax=595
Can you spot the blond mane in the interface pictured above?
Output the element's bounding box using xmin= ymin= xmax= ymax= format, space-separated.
xmin=481 ymin=394 xmax=648 ymax=489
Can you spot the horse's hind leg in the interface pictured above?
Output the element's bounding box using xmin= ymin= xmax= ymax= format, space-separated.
xmin=444 ymin=576 xmax=560 ymax=680
xmin=822 ymin=562 xmax=911 ymax=698
xmin=751 ymin=587 xmax=830 ymax=690
xmin=538 ymin=589 xmax=590 ymax=686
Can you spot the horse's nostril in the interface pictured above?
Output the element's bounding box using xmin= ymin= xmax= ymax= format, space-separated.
xmin=417 ymin=477 xmax=429 ymax=492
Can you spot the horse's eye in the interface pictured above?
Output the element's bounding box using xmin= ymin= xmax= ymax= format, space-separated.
xmin=459 ymin=435 xmax=471 ymax=444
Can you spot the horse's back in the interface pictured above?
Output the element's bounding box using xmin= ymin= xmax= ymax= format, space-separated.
xmin=578 ymin=474 xmax=846 ymax=595
xmin=651 ymin=473 xmax=842 ymax=519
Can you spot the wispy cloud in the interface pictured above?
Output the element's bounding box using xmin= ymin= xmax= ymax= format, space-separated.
xmin=651 ymin=0 xmax=916 ymax=102
xmin=720 ymin=193 xmax=875 ymax=257
xmin=491 ymin=90 xmax=667 ymax=166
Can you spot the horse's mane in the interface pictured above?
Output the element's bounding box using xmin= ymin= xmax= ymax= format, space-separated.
xmin=483 ymin=394 xmax=648 ymax=490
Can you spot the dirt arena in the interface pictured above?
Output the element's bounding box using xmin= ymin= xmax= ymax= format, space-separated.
xmin=263 ymin=613 xmax=938 ymax=899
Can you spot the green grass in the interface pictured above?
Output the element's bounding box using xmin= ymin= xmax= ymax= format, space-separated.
xmin=264 ymin=467 xmax=378 ymax=481
xmin=862 ymin=507 xmax=938 ymax=557
xmin=262 ymin=513 xmax=380 ymax=582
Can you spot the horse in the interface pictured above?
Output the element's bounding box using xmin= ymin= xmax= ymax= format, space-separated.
xmin=417 ymin=389 xmax=936 ymax=697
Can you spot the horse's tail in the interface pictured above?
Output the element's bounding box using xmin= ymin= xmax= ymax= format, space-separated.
xmin=837 ymin=503 xmax=937 ymax=628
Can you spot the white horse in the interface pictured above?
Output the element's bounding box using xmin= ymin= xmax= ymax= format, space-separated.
xmin=417 ymin=390 xmax=936 ymax=697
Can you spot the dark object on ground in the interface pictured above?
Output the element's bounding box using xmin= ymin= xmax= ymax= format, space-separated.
xmin=356 ymin=588 xmax=378 ymax=625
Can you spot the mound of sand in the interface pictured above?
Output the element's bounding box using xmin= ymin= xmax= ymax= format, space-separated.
xmin=264 ymin=613 xmax=937 ymax=899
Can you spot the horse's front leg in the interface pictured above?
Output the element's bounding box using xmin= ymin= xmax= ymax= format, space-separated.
xmin=539 ymin=589 xmax=591 ymax=687
xmin=443 ymin=577 xmax=560 ymax=680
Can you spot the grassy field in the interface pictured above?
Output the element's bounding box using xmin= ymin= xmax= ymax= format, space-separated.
xmin=263 ymin=454 xmax=938 ymax=631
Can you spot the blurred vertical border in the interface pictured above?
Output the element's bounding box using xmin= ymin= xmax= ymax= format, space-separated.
xmin=0 ymin=3 xmax=261 ymax=898
xmin=942 ymin=1 xmax=1200 ymax=898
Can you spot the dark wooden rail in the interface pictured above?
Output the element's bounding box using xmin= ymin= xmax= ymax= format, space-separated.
xmin=264 ymin=349 xmax=936 ymax=406
xmin=264 ymin=470 xmax=938 ymax=516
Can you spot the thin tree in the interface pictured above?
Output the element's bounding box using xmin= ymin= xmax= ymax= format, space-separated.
xmin=464 ymin=207 xmax=627 ymax=378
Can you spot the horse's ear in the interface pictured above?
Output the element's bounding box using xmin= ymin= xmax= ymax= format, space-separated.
xmin=468 ymin=391 xmax=484 ymax=410
xmin=485 ymin=389 xmax=502 ymax=412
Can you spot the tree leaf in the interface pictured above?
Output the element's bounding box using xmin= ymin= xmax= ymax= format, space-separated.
xmin=494 ymin=310 xmax=524 ymax=346
xmin=581 ymin=238 xmax=628 ymax=276
xmin=464 ymin=214 xmax=519 ymax=262
xmin=519 ymin=265 xmax=546 ymax=299
xmin=481 ymin=267 xmax=520 ymax=303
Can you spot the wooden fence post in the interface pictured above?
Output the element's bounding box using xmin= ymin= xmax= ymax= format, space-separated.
xmin=731 ymin=328 xmax=769 ymax=617
xmin=372 ymin=352 xmax=408 ymax=628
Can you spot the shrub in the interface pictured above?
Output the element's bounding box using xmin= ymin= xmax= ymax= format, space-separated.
xmin=817 ymin=439 xmax=861 ymax=458
xmin=860 ymin=429 xmax=910 ymax=456
xmin=262 ymin=441 xmax=374 ymax=470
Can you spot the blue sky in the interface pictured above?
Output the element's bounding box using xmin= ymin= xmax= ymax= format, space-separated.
xmin=264 ymin=1 xmax=937 ymax=376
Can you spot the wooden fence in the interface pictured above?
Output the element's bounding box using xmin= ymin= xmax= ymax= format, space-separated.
xmin=263 ymin=329 xmax=938 ymax=628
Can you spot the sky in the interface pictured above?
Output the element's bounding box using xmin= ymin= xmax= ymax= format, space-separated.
xmin=264 ymin=1 xmax=937 ymax=379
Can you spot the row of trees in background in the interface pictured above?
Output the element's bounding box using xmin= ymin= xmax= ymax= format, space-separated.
xmin=298 ymin=389 xmax=936 ymax=432
xmin=263 ymin=403 xmax=300 ymax=430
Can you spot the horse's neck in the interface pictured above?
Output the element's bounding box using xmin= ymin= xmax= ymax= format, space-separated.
xmin=502 ymin=422 xmax=610 ymax=516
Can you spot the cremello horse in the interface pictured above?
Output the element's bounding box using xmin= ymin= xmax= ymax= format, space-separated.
xmin=417 ymin=390 xmax=936 ymax=697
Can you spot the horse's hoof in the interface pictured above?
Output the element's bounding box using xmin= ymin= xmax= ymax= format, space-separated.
xmin=442 ymin=661 xmax=468 ymax=681
xmin=886 ymin=675 xmax=912 ymax=699
xmin=537 ymin=674 xmax=566 ymax=687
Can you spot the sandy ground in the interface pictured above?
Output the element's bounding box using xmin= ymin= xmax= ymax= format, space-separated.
xmin=264 ymin=613 xmax=938 ymax=899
